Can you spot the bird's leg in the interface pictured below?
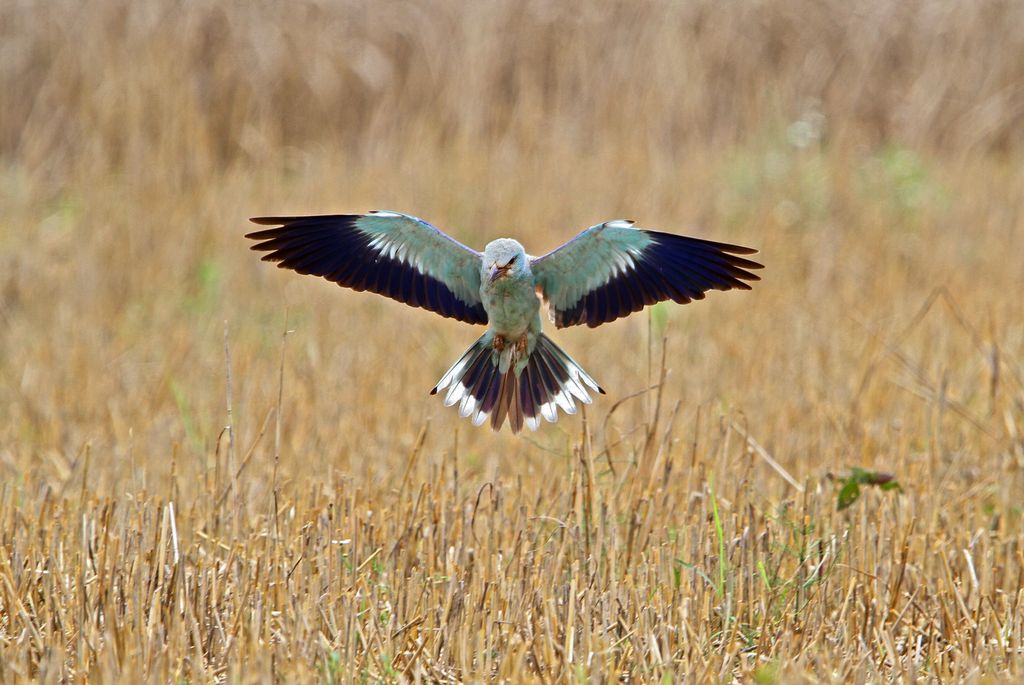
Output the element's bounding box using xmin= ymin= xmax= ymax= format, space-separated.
xmin=509 ymin=335 xmax=532 ymax=376
xmin=514 ymin=335 xmax=529 ymax=357
xmin=492 ymin=333 xmax=531 ymax=374
xmin=492 ymin=334 xmax=512 ymax=373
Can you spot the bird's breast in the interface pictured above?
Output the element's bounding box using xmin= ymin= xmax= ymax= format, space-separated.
xmin=482 ymin=276 xmax=540 ymax=336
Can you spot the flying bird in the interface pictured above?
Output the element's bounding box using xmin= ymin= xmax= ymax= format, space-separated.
xmin=246 ymin=212 xmax=762 ymax=433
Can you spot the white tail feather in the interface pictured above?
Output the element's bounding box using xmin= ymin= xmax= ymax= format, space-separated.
xmin=431 ymin=333 xmax=603 ymax=434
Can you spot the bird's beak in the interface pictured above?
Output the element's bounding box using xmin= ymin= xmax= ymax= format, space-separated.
xmin=488 ymin=262 xmax=507 ymax=283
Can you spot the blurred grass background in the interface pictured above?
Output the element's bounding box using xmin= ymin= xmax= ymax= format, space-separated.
xmin=1 ymin=0 xmax=1023 ymax=681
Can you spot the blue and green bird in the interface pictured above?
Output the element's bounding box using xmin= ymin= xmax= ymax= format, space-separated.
xmin=246 ymin=212 xmax=762 ymax=433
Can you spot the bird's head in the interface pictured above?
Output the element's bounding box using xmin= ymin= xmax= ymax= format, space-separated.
xmin=483 ymin=239 xmax=528 ymax=283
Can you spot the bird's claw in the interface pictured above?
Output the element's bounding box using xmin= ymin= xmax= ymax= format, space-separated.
xmin=493 ymin=334 xmax=528 ymax=356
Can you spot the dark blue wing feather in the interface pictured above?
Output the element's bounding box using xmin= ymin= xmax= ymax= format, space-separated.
xmin=246 ymin=212 xmax=488 ymax=325
xmin=531 ymin=220 xmax=762 ymax=328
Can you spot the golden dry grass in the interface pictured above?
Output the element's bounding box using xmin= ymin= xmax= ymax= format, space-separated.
xmin=2 ymin=0 xmax=1024 ymax=682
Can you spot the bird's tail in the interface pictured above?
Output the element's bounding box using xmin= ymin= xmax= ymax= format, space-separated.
xmin=431 ymin=332 xmax=604 ymax=433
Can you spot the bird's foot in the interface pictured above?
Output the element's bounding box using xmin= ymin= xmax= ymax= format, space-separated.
xmin=492 ymin=334 xmax=528 ymax=355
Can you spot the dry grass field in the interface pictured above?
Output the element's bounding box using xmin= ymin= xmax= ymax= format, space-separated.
xmin=2 ymin=0 xmax=1024 ymax=682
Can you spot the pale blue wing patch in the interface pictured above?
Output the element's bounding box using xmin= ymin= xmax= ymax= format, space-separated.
xmin=356 ymin=211 xmax=484 ymax=308
xmin=530 ymin=220 xmax=651 ymax=316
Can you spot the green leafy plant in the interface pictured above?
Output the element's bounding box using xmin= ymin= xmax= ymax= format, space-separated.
xmin=835 ymin=468 xmax=902 ymax=510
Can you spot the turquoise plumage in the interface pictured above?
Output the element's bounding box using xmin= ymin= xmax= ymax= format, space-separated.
xmin=247 ymin=211 xmax=762 ymax=433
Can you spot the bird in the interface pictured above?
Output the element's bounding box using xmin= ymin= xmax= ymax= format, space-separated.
xmin=245 ymin=211 xmax=762 ymax=433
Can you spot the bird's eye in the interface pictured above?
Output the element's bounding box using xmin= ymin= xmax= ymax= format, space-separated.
xmin=506 ymin=255 xmax=517 ymax=266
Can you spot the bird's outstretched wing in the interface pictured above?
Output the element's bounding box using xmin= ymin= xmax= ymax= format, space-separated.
xmin=246 ymin=212 xmax=488 ymax=325
xmin=531 ymin=220 xmax=762 ymax=328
